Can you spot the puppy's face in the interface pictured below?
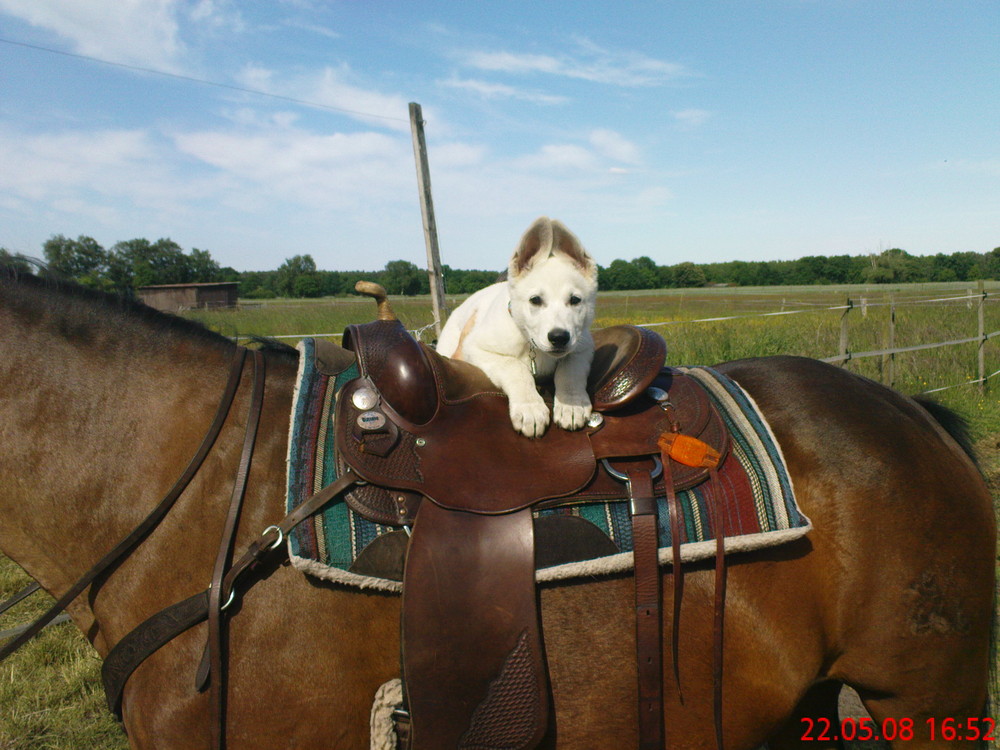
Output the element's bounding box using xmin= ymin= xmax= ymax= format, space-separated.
xmin=509 ymin=254 xmax=597 ymax=358
xmin=507 ymin=218 xmax=598 ymax=358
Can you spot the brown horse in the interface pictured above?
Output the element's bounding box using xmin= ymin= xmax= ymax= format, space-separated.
xmin=0 ymin=268 xmax=996 ymax=749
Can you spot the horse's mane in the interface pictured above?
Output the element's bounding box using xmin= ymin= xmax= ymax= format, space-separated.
xmin=1 ymin=263 xmax=237 ymax=350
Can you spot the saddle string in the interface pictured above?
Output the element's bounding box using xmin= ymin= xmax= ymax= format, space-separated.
xmin=0 ymin=347 xmax=250 ymax=665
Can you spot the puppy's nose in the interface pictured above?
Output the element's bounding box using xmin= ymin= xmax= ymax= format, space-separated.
xmin=548 ymin=329 xmax=571 ymax=348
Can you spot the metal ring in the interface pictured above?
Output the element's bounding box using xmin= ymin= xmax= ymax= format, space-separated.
xmin=218 ymin=586 xmax=236 ymax=612
xmin=601 ymin=456 xmax=663 ymax=483
xmin=262 ymin=525 xmax=284 ymax=550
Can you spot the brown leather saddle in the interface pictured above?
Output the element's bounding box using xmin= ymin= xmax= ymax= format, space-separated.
xmin=333 ymin=308 xmax=728 ymax=749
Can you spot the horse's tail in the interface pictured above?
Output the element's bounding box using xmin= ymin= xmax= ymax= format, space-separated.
xmin=912 ymin=396 xmax=979 ymax=467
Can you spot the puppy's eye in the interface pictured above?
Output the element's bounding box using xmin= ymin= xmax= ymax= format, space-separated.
xmin=529 ymin=295 xmax=543 ymax=307
xmin=568 ymin=295 xmax=582 ymax=306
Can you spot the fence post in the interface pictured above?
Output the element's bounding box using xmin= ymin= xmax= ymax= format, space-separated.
xmin=409 ymin=102 xmax=448 ymax=339
xmin=978 ymin=280 xmax=986 ymax=392
xmin=883 ymin=294 xmax=896 ymax=388
xmin=839 ymin=298 xmax=852 ymax=366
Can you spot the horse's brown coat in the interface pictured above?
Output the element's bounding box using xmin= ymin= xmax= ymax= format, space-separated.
xmin=0 ymin=271 xmax=995 ymax=749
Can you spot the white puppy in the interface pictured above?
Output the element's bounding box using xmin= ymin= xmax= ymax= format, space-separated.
xmin=437 ymin=217 xmax=598 ymax=438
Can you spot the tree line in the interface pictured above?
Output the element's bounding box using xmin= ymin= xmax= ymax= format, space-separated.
xmin=3 ymin=234 xmax=999 ymax=299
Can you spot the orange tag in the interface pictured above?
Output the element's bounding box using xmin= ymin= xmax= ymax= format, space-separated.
xmin=657 ymin=432 xmax=721 ymax=469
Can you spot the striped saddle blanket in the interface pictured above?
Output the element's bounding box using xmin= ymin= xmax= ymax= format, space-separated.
xmin=286 ymin=338 xmax=810 ymax=592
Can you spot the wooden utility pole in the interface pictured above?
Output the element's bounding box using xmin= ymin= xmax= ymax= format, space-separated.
xmin=409 ymin=102 xmax=448 ymax=338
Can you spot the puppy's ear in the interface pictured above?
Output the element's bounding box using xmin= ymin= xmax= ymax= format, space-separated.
xmin=509 ymin=217 xmax=553 ymax=277
xmin=551 ymin=220 xmax=597 ymax=281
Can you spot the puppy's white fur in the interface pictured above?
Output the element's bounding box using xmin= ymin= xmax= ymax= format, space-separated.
xmin=437 ymin=217 xmax=598 ymax=438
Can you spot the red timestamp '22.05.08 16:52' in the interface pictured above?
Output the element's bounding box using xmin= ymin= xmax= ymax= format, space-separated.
xmin=801 ymin=716 xmax=997 ymax=743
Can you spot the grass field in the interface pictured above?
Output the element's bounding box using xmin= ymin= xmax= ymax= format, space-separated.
xmin=3 ymin=281 xmax=999 ymax=748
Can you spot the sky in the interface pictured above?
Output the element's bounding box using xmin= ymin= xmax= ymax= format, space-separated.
xmin=0 ymin=1 xmax=997 ymax=273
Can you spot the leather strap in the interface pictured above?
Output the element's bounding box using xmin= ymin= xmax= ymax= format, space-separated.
xmin=102 ymin=591 xmax=209 ymax=714
xmin=101 ymin=469 xmax=363 ymax=719
xmin=625 ymin=464 xmax=664 ymax=750
xmin=708 ymin=468 xmax=726 ymax=750
xmin=205 ymin=350 xmax=266 ymax=750
xmin=663 ymin=459 xmax=684 ymax=700
xmin=0 ymin=582 xmax=40 ymax=618
xmin=0 ymin=348 xmax=249 ymax=664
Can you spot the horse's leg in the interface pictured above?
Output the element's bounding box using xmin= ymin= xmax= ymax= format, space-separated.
xmin=767 ymin=681 xmax=846 ymax=750
xmin=539 ymin=552 xmax=827 ymax=750
xmin=826 ymin=557 xmax=994 ymax=748
xmin=118 ymin=565 xmax=401 ymax=749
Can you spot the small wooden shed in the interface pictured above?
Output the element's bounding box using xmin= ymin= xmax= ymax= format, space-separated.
xmin=137 ymin=282 xmax=239 ymax=312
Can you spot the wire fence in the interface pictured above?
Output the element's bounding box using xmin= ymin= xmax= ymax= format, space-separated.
xmin=237 ymin=287 xmax=998 ymax=396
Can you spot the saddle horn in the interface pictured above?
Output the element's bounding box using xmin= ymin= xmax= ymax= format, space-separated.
xmin=355 ymin=281 xmax=397 ymax=321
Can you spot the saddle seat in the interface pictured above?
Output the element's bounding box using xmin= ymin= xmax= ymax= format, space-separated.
xmin=337 ymin=321 xmax=721 ymax=523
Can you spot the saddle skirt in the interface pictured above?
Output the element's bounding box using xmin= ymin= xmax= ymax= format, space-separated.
xmin=285 ymin=335 xmax=810 ymax=592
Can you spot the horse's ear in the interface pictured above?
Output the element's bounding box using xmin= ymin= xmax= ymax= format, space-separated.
xmin=550 ymin=220 xmax=596 ymax=281
xmin=509 ymin=217 xmax=553 ymax=278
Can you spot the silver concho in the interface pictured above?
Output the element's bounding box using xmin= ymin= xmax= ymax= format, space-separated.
xmin=586 ymin=412 xmax=604 ymax=429
xmin=351 ymin=386 xmax=378 ymax=411
xmin=357 ymin=410 xmax=387 ymax=431
xmin=646 ymin=386 xmax=669 ymax=403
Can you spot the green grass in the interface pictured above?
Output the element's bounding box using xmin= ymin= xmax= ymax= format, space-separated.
xmin=3 ymin=281 xmax=999 ymax=747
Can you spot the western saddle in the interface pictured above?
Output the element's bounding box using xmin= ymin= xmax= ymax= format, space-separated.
xmin=333 ymin=284 xmax=728 ymax=750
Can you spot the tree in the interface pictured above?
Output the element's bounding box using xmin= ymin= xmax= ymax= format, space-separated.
xmin=672 ymin=262 xmax=707 ymax=288
xmin=108 ymin=238 xmax=194 ymax=288
xmin=383 ymin=260 xmax=423 ymax=296
xmin=275 ymin=255 xmax=318 ymax=297
xmin=43 ymin=235 xmax=109 ymax=287
xmin=293 ymin=273 xmax=323 ymax=298
xmin=604 ymin=259 xmax=647 ymax=290
xmin=0 ymin=248 xmax=33 ymax=274
xmin=627 ymin=257 xmax=659 ymax=289
xmin=189 ymin=248 xmax=222 ymax=282
xmin=863 ymin=248 xmax=918 ymax=284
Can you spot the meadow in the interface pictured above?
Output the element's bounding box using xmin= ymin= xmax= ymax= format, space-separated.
xmin=3 ymin=281 xmax=1000 ymax=748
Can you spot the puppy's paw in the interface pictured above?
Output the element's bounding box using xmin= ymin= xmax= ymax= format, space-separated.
xmin=510 ymin=398 xmax=550 ymax=438
xmin=553 ymin=395 xmax=592 ymax=431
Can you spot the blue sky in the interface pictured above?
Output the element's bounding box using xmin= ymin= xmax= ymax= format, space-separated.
xmin=0 ymin=1 xmax=997 ymax=272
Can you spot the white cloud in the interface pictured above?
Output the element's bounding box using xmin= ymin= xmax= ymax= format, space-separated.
xmin=429 ymin=142 xmax=488 ymax=169
xmin=172 ymin=126 xmax=414 ymax=209
xmin=673 ymin=109 xmax=712 ymax=128
xmin=0 ymin=128 xmax=155 ymax=200
xmin=439 ymin=76 xmax=567 ymax=105
xmin=188 ymin=0 xmax=245 ymax=33
xmin=513 ymin=144 xmax=599 ymax=172
xmin=0 ymin=0 xmax=186 ymax=70
xmin=234 ymin=64 xmax=414 ymax=132
xmin=0 ymin=125 xmax=222 ymax=227
xmin=589 ymin=129 xmax=640 ymax=164
xmin=460 ymin=39 xmax=688 ymax=87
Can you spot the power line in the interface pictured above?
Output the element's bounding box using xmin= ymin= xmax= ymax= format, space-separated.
xmin=0 ymin=36 xmax=410 ymax=124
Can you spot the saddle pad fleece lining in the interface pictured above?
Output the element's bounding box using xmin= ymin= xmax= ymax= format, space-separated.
xmin=286 ymin=338 xmax=810 ymax=593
